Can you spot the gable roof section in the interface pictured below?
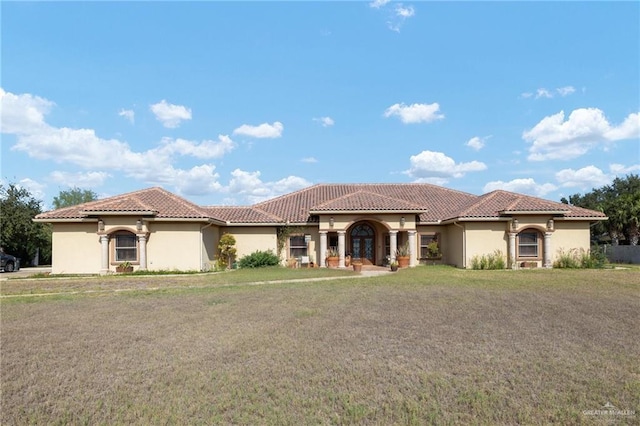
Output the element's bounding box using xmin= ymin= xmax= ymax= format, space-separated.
xmin=254 ymin=183 xmax=477 ymax=223
xmin=310 ymin=190 xmax=426 ymax=213
xmin=35 ymin=187 xmax=214 ymax=221
xmin=203 ymin=206 xmax=283 ymax=224
xmin=448 ymin=190 xmax=607 ymax=220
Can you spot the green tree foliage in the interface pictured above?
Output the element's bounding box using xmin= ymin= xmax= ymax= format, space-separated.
xmin=0 ymin=183 xmax=52 ymax=264
xmin=217 ymin=233 xmax=237 ymax=269
xmin=561 ymin=174 xmax=640 ymax=245
xmin=238 ymin=250 xmax=280 ymax=268
xmin=52 ymin=187 xmax=98 ymax=209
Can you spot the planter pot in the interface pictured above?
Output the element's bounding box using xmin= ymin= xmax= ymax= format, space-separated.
xmin=352 ymin=263 xmax=362 ymax=272
xmin=116 ymin=266 xmax=133 ymax=273
xmin=326 ymin=256 xmax=339 ymax=268
xmin=397 ymin=256 xmax=410 ymax=268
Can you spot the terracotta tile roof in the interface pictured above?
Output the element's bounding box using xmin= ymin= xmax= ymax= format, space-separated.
xmin=35 ymin=184 xmax=606 ymax=224
xmin=448 ymin=190 xmax=607 ymax=219
xmin=310 ymin=190 xmax=426 ymax=212
xmin=203 ymin=206 xmax=283 ymax=223
xmin=253 ymin=183 xmax=477 ymax=223
xmin=35 ymin=187 xmax=212 ymax=220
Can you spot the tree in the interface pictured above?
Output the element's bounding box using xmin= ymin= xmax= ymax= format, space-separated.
xmin=562 ymin=174 xmax=640 ymax=245
xmin=217 ymin=233 xmax=237 ymax=269
xmin=52 ymin=187 xmax=98 ymax=209
xmin=0 ymin=183 xmax=52 ymax=264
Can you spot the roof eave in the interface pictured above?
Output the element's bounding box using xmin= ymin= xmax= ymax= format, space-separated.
xmin=309 ymin=209 xmax=426 ymax=215
xmin=80 ymin=210 xmax=158 ymax=216
xmin=33 ymin=218 xmax=99 ymax=223
xmin=499 ymin=210 xmax=568 ymax=215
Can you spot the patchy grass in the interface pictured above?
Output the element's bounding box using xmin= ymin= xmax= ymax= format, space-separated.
xmin=1 ymin=266 xmax=639 ymax=425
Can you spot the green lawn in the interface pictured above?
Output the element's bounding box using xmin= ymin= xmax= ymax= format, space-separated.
xmin=2 ymin=266 xmax=638 ymax=425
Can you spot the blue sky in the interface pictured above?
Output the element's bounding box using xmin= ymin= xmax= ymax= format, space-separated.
xmin=1 ymin=1 xmax=639 ymax=209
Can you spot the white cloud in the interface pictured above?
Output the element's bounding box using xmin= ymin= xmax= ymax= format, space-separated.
xmin=556 ymin=86 xmax=576 ymax=97
xmin=535 ymin=88 xmax=553 ymax=99
xmin=227 ymin=169 xmax=312 ymax=204
xmin=395 ymin=4 xmax=415 ymax=18
xmin=369 ymin=0 xmax=391 ymax=8
xmin=483 ymin=178 xmax=557 ymax=197
xmin=301 ymin=157 xmax=318 ymax=163
xmin=609 ymin=163 xmax=640 ymax=175
xmin=1 ymin=88 xmax=236 ymax=198
xmin=520 ymin=92 xmax=533 ymax=99
xmin=149 ymin=100 xmax=192 ymax=128
xmin=157 ymin=135 xmax=236 ymax=159
xmin=555 ymin=166 xmax=611 ymax=188
xmin=405 ymin=150 xmax=486 ymax=183
xmin=524 ymin=108 xmax=640 ymax=161
xmin=0 ymin=87 xmax=53 ymax=134
xmin=384 ymin=102 xmax=444 ymax=124
xmin=50 ymin=171 xmax=111 ymax=187
xmin=233 ymin=121 xmax=284 ymax=138
xmin=466 ymin=136 xmax=489 ymax=151
xmin=18 ymin=178 xmax=46 ymax=201
xmin=313 ymin=116 xmax=334 ymax=127
xmin=118 ymin=109 xmax=135 ymax=124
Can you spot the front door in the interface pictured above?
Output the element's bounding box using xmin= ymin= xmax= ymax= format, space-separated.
xmin=350 ymin=223 xmax=375 ymax=265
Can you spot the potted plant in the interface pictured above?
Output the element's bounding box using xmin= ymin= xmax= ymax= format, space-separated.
xmin=326 ymin=247 xmax=339 ymax=268
xmin=390 ymin=261 xmax=399 ymax=272
xmin=116 ymin=261 xmax=133 ymax=273
xmin=395 ymin=242 xmax=410 ymax=268
xmin=351 ymin=258 xmax=362 ymax=272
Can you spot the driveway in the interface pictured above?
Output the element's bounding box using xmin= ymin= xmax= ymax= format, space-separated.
xmin=0 ymin=266 xmax=51 ymax=280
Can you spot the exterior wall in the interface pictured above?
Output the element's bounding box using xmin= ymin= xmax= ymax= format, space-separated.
xmin=550 ymin=220 xmax=591 ymax=260
xmin=444 ymin=223 xmax=465 ymax=268
xmin=224 ymin=227 xmax=278 ymax=261
xmin=464 ymin=221 xmax=509 ymax=268
xmin=201 ymin=225 xmax=219 ymax=270
xmin=146 ymin=222 xmax=204 ymax=271
xmin=51 ymin=222 xmax=102 ymax=274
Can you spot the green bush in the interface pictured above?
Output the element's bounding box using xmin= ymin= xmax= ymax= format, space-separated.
xmin=554 ymin=247 xmax=608 ymax=269
xmin=238 ymin=250 xmax=281 ymax=268
xmin=470 ymin=250 xmax=506 ymax=270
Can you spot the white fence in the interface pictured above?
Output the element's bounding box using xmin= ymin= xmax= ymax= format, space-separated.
xmin=604 ymin=245 xmax=640 ymax=264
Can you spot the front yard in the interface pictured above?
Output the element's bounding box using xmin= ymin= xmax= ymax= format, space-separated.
xmin=1 ymin=266 xmax=638 ymax=424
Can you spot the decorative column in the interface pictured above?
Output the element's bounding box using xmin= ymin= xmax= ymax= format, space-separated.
xmin=408 ymin=230 xmax=417 ymax=267
xmin=389 ymin=231 xmax=398 ymax=263
xmin=508 ymin=232 xmax=517 ymax=269
xmin=138 ymin=234 xmax=148 ymax=270
xmin=100 ymin=235 xmax=109 ymax=275
xmin=319 ymin=231 xmax=327 ymax=268
xmin=338 ymin=231 xmax=346 ymax=268
xmin=543 ymin=232 xmax=552 ymax=268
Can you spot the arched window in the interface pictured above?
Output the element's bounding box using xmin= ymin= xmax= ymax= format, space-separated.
xmin=517 ymin=229 xmax=542 ymax=259
xmin=113 ymin=231 xmax=138 ymax=262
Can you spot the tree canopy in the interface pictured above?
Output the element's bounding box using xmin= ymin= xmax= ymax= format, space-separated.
xmin=53 ymin=187 xmax=98 ymax=209
xmin=561 ymin=174 xmax=640 ymax=245
xmin=0 ymin=183 xmax=52 ymax=264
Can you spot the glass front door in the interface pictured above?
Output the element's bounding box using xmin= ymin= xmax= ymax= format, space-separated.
xmin=350 ymin=223 xmax=375 ymax=265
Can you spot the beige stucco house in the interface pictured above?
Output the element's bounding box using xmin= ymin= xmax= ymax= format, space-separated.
xmin=34 ymin=184 xmax=606 ymax=274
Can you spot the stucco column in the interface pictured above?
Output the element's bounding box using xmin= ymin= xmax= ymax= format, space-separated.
xmin=508 ymin=232 xmax=517 ymax=269
xmin=338 ymin=231 xmax=346 ymax=268
xmin=543 ymin=232 xmax=552 ymax=268
xmin=138 ymin=234 xmax=148 ymax=271
xmin=408 ymin=230 xmax=417 ymax=267
xmin=389 ymin=231 xmax=398 ymax=263
xmin=100 ymin=235 xmax=109 ymax=275
xmin=319 ymin=231 xmax=327 ymax=268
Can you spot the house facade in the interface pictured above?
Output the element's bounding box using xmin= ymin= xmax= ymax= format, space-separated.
xmin=34 ymin=184 xmax=607 ymax=274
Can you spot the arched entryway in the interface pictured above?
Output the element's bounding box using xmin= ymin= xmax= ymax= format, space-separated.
xmin=349 ymin=222 xmax=376 ymax=265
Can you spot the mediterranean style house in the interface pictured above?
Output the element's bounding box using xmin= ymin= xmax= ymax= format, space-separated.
xmin=34 ymin=184 xmax=607 ymax=274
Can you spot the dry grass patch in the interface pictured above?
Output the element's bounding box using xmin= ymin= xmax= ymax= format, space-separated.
xmin=2 ymin=267 xmax=639 ymax=424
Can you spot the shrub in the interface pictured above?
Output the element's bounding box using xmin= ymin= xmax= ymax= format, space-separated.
xmin=554 ymin=247 xmax=608 ymax=269
xmin=238 ymin=250 xmax=281 ymax=268
xmin=470 ymin=250 xmax=506 ymax=270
